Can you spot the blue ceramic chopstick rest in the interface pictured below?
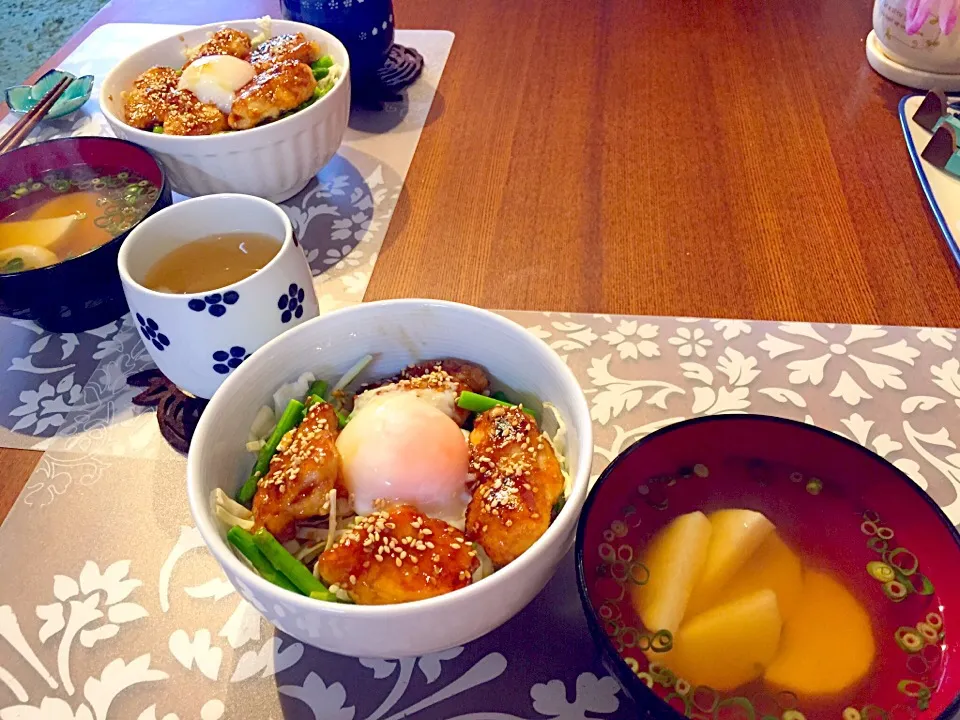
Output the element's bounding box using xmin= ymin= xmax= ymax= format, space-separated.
xmin=5 ymin=69 xmax=93 ymax=119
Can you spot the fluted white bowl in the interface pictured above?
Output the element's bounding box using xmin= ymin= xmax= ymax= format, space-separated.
xmin=187 ymin=299 xmax=593 ymax=657
xmin=99 ymin=19 xmax=350 ymax=202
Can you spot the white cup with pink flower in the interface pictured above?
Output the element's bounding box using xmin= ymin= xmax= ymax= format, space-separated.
xmin=869 ymin=0 xmax=960 ymax=88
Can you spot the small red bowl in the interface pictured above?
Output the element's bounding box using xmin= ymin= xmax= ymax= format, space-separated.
xmin=0 ymin=136 xmax=171 ymax=332
xmin=576 ymin=415 xmax=960 ymax=720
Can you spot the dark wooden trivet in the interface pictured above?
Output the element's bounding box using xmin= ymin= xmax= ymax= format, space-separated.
xmin=354 ymin=43 xmax=425 ymax=106
xmin=128 ymin=369 xmax=208 ymax=453
xmin=379 ymin=44 xmax=424 ymax=90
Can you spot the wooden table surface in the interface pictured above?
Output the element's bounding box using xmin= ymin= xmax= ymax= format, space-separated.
xmin=3 ymin=0 xmax=959 ymax=522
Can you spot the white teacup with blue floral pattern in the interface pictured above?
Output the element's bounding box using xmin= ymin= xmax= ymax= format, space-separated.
xmin=118 ymin=194 xmax=319 ymax=399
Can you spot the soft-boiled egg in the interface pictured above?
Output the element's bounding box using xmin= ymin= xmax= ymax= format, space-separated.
xmin=353 ymin=384 xmax=459 ymax=422
xmin=178 ymin=55 xmax=255 ymax=114
xmin=337 ymin=393 xmax=470 ymax=518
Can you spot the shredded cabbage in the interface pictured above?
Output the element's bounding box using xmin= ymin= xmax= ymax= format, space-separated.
xmin=331 ymin=354 xmax=374 ymax=395
xmin=297 ymin=526 xmax=326 ymax=541
xmin=283 ymin=539 xmax=301 ymax=554
xmin=215 ymin=488 xmax=253 ymax=520
xmin=472 ymin=543 xmax=495 ymax=582
xmin=181 ymin=38 xmax=204 ymax=61
xmin=250 ymin=16 xmax=272 ymax=47
xmin=325 ymin=489 xmax=338 ymax=552
xmin=273 ymin=372 xmax=315 ymax=417
xmin=542 ymin=402 xmax=572 ymax=499
xmin=248 ymin=405 xmax=276 ymax=443
xmin=215 ymin=505 xmax=253 ymax=531
xmin=315 ymin=63 xmax=343 ymax=97
xmin=296 ymin=541 xmax=326 ymax=563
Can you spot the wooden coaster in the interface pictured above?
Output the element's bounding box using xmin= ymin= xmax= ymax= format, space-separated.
xmin=128 ymin=369 xmax=208 ymax=453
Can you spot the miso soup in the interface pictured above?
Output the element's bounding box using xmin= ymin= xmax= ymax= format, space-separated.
xmin=632 ymin=509 xmax=876 ymax=700
xmin=0 ymin=167 xmax=159 ymax=274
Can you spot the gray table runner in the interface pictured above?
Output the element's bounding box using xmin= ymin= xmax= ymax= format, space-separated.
xmin=1 ymin=313 xmax=958 ymax=719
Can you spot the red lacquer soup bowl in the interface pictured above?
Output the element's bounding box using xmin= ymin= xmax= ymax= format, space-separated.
xmin=575 ymin=415 xmax=960 ymax=720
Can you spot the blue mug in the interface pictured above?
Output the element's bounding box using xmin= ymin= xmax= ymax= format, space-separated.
xmin=280 ymin=0 xmax=395 ymax=87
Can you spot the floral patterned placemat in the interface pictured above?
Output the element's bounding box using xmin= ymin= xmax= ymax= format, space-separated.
xmin=0 ymin=23 xmax=453 ymax=451
xmin=1 ymin=312 xmax=958 ymax=720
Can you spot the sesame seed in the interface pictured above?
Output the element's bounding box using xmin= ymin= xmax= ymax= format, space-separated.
xmin=375 ymin=554 xmax=384 ymax=562
xmin=395 ymin=557 xmax=402 ymax=567
xmin=450 ymin=543 xmax=461 ymax=549
xmin=349 ymin=574 xmax=356 ymax=584
xmin=422 ymin=529 xmax=433 ymax=536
